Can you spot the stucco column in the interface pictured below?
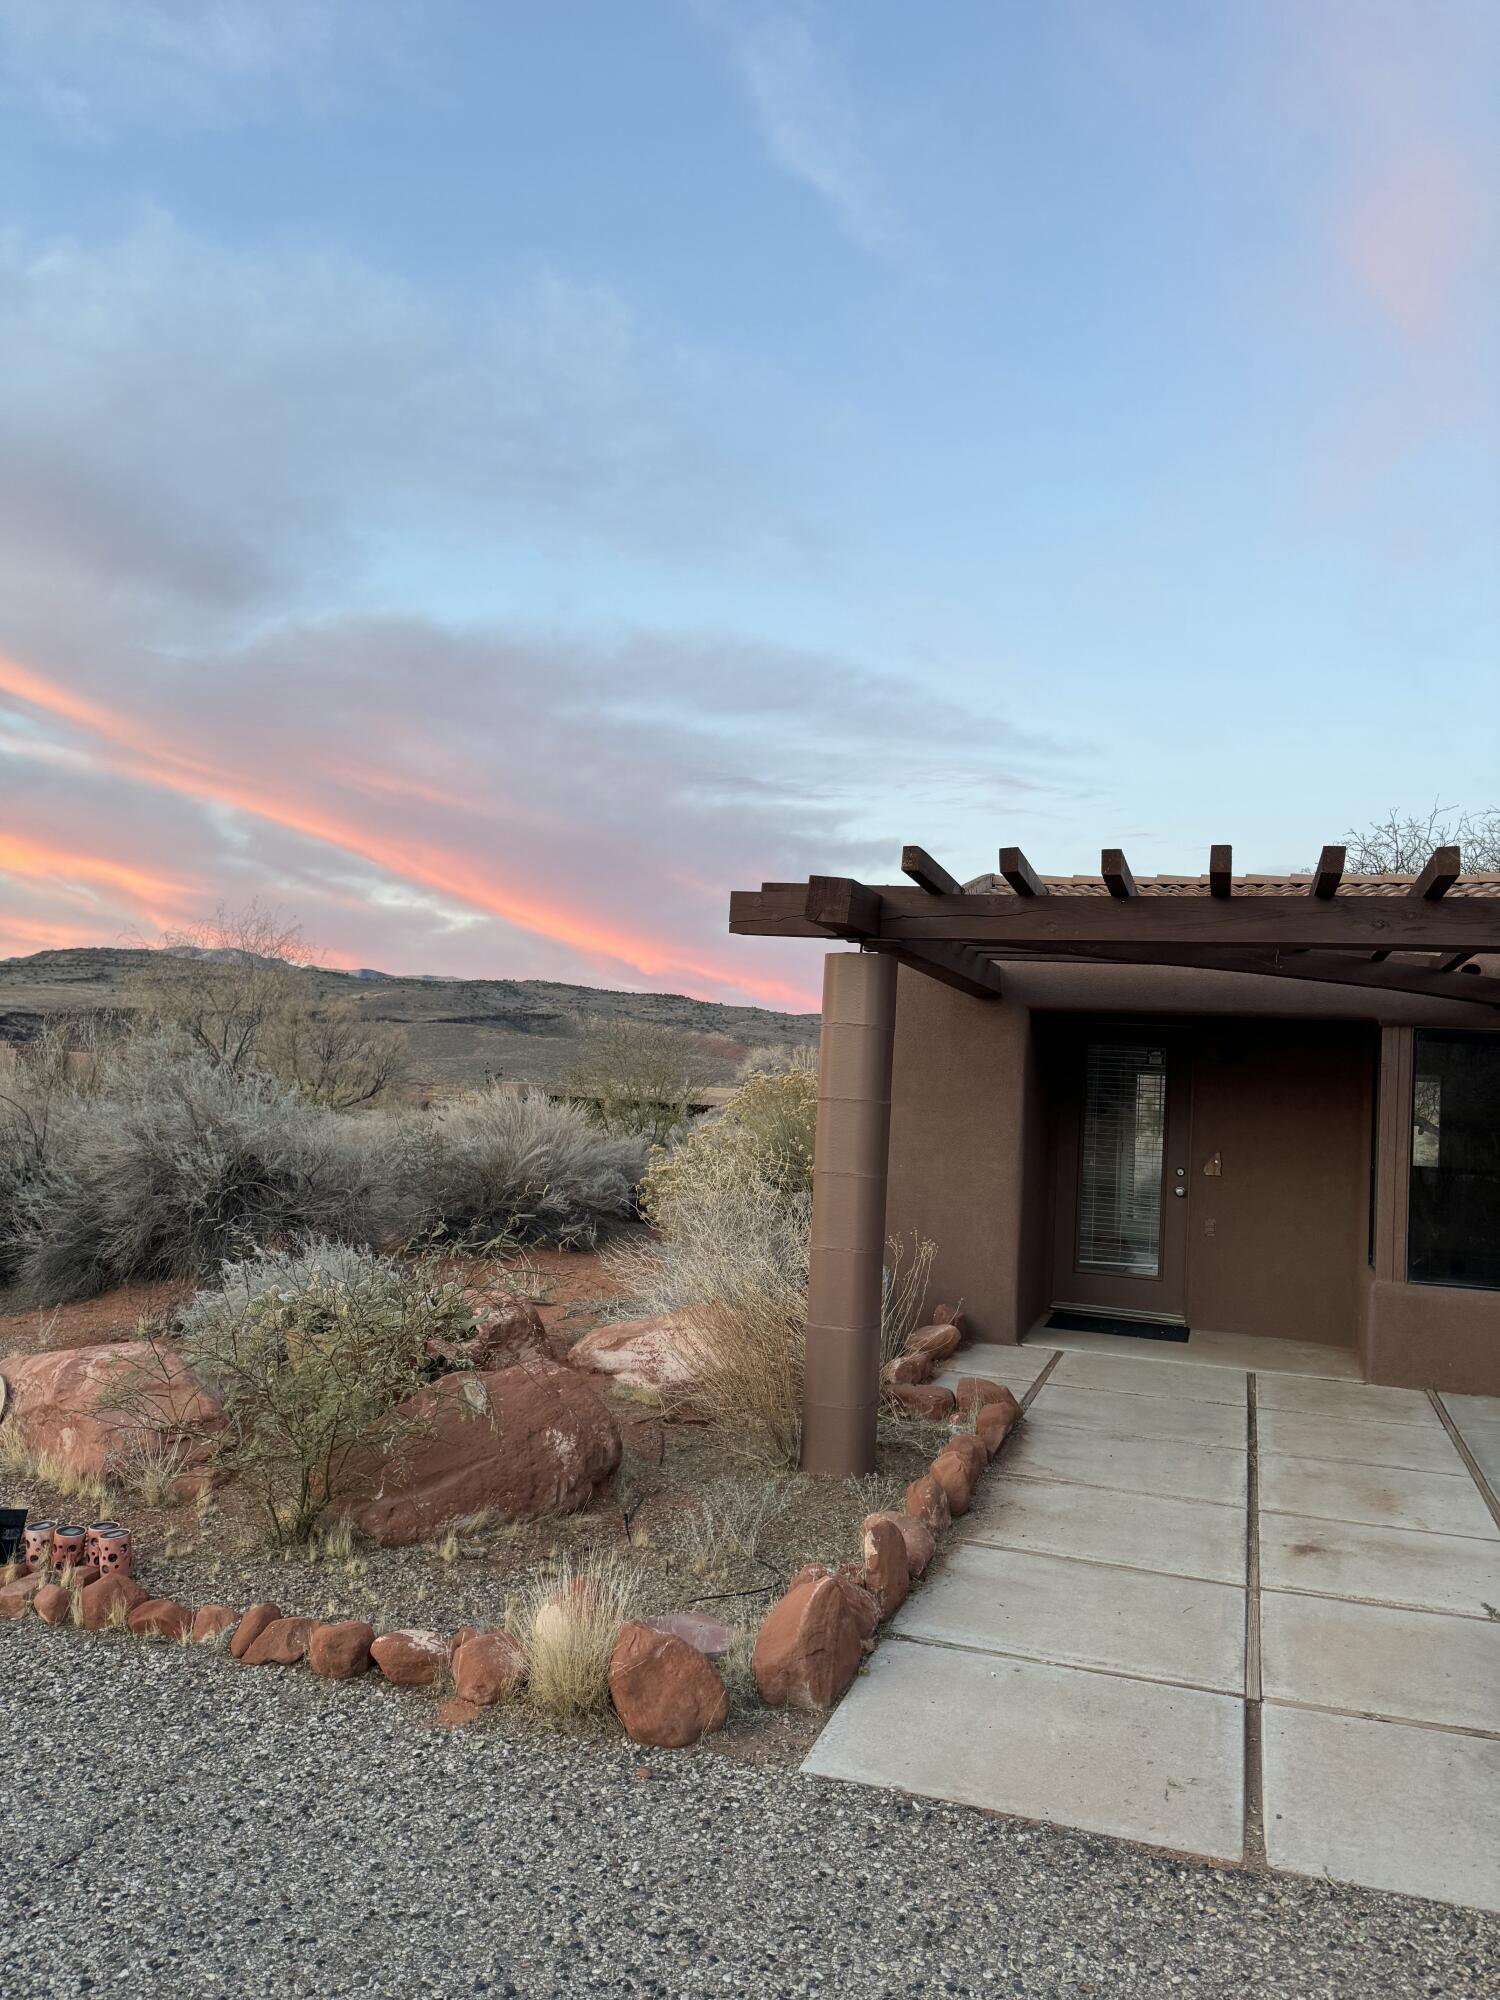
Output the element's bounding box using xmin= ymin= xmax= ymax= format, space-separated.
xmin=802 ymin=949 xmax=897 ymax=1476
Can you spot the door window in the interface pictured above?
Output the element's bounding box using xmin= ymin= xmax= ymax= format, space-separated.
xmin=1077 ymin=1042 xmax=1167 ymax=1276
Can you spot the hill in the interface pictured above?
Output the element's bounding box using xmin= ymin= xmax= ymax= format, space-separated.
xmin=0 ymin=947 xmax=820 ymax=1094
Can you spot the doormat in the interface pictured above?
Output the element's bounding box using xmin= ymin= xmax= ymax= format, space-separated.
xmin=1046 ymin=1309 xmax=1189 ymax=1343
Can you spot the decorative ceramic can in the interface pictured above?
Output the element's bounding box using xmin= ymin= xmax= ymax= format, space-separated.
xmin=22 ymin=1521 xmax=54 ymax=1569
xmin=86 ymin=1520 xmax=120 ymax=1569
xmin=95 ymin=1528 xmax=133 ymax=1577
xmin=51 ymin=1524 xmax=86 ymax=1568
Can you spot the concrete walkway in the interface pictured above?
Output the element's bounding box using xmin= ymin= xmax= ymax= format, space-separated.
xmin=805 ymin=1339 xmax=1500 ymax=1914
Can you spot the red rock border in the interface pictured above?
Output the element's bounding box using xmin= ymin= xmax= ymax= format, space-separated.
xmin=750 ymin=1313 xmax=1024 ymax=1713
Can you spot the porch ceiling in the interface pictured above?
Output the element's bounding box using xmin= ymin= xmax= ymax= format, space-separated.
xmin=727 ymin=845 xmax=1500 ymax=1007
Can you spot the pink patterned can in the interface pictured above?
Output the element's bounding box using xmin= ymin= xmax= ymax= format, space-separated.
xmin=95 ymin=1528 xmax=134 ymax=1577
xmin=22 ymin=1521 xmax=55 ymax=1569
xmin=86 ymin=1520 xmax=121 ymax=1569
xmin=51 ymin=1524 xmax=86 ymax=1568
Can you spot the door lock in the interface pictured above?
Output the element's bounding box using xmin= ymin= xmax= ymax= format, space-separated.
xmin=1172 ymin=1186 xmax=1187 ymax=1198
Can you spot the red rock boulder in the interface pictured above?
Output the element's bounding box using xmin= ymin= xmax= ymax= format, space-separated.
xmin=34 ymin=1582 xmax=73 ymax=1626
xmin=78 ymin=1574 xmax=148 ymax=1630
xmin=191 ymin=1605 xmax=237 ymax=1644
xmin=889 ymin=1382 xmax=957 ymax=1420
xmin=976 ymin=1390 xmax=1023 ymax=1455
xmin=752 ymin=1575 xmax=864 ymax=1711
xmin=128 ymin=1598 xmax=193 ymax=1642
xmin=0 ymin=1573 xmax=45 ymax=1619
xmin=943 ymin=1432 xmax=988 ymax=1484
xmin=904 ymin=1473 xmax=951 ymax=1534
xmin=452 ymin=1630 xmax=526 ymax=1705
xmin=954 ymin=1377 xmax=1016 ymax=1415
xmin=865 ymin=1510 xmax=936 ymax=1578
xmin=229 ymin=1602 xmax=283 ymax=1661
xmin=881 ymin=1350 xmax=933 ymax=1388
xmin=341 ymin=1360 xmax=621 ymax=1545
xmin=931 ymin=1303 xmax=964 ymax=1331
xmin=567 ymin=1314 xmax=701 ymax=1397
xmin=908 ymin=1323 xmax=962 ymax=1364
xmin=609 ymin=1621 xmax=729 ymax=1747
xmin=371 ymin=1628 xmax=448 ymax=1687
xmin=861 ymin=1516 xmax=910 ymax=1617
xmin=0 ymin=1341 xmax=220 ymax=1495
xmin=240 ymin=1615 xmax=315 ymax=1666
xmin=929 ymin=1449 xmax=973 ymax=1517
xmin=307 ymin=1619 xmax=375 ymax=1680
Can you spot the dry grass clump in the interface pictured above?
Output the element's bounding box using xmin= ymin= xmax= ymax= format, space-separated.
xmin=515 ymin=1551 xmax=645 ymax=1721
xmin=684 ymin=1474 xmax=793 ymax=1577
xmin=0 ymin=1426 xmax=115 ymax=1513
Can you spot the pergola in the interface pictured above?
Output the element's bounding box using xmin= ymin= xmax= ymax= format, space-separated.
xmin=728 ymin=845 xmax=1500 ymax=1476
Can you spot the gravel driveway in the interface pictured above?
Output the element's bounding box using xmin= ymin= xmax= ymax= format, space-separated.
xmin=2 ymin=1628 xmax=1495 ymax=1999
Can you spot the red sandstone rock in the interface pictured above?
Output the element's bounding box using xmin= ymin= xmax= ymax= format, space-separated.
xmin=929 ymin=1449 xmax=973 ymax=1517
xmin=452 ymin=1630 xmax=526 ymax=1705
xmin=567 ymin=1314 xmax=701 ymax=1396
xmin=976 ymin=1394 xmax=1021 ymax=1456
xmin=371 ymin=1628 xmax=448 ymax=1687
xmin=861 ymin=1516 xmax=910 ymax=1617
xmin=881 ymin=1350 xmax=933 ymax=1387
xmin=908 ymin=1322 xmax=962 ymax=1364
xmin=191 ymin=1605 xmax=237 ymax=1644
xmin=866 ymin=1510 xmax=936 ymax=1577
xmin=931 ymin=1303 xmax=964 ymax=1330
xmin=0 ymin=1573 xmax=44 ymax=1618
xmin=78 ymin=1574 xmax=148 ymax=1630
xmin=128 ymin=1598 xmax=193 ymax=1642
xmin=904 ymin=1473 xmax=952 ymax=1533
xmin=241 ymin=1615 xmax=315 ymax=1666
xmin=466 ymin=1293 xmax=559 ymax=1367
xmin=643 ymin=1611 xmax=735 ymax=1660
xmin=33 ymin=1582 xmax=72 ymax=1626
xmin=889 ymin=1382 xmax=957 ymax=1420
xmin=342 ymin=1360 xmax=620 ymax=1545
xmin=752 ymin=1576 xmax=863 ymax=1711
xmin=307 ymin=1619 xmax=376 ymax=1680
xmin=0 ymin=1341 xmax=220 ymax=1495
xmin=609 ymin=1621 xmax=729 ymax=1747
xmin=229 ymin=1602 xmax=283 ymax=1661
xmin=953 ymin=1377 xmax=1014 ymax=1415
xmin=943 ymin=1432 xmax=988 ymax=1484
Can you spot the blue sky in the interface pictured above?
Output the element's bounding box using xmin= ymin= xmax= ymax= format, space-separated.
xmin=0 ymin=1 xmax=1495 ymax=1007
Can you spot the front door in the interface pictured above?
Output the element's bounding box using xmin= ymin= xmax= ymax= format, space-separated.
xmin=1052 ymin=1032 xmax=1191 ymax=1322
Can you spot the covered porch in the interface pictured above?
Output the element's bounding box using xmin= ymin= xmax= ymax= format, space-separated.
xmin=729 ymin=844 xmax=1500 ymax=1475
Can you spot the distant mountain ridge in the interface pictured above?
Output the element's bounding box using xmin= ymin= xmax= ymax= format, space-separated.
xmin=0 ymin=946 xmax=820 ymax=1093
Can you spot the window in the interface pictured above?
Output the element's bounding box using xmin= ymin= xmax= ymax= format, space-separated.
xmin=1408 ymin=1031 xmax=1500 ymax=1289
xmin=1077 ymin=1042 xmax=1166 ymax=1276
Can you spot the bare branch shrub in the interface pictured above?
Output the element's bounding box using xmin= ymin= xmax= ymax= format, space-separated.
xmin=1335 ymin=805 xmax=1500 ymax=875
xmin=562 ymin=1019 xmax=720 ymax=1146
xmin=880 ymin=1229 xmax=938 ymax=1368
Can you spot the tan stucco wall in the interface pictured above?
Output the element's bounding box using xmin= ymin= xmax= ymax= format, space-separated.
xmin=883 ymin=969 xmax=1043 ymax=1345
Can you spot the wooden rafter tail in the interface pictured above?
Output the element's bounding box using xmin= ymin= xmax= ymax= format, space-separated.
xmin=1209 ymin=845 xmax=1233 ymax=898
xmin=1412 ymin=845 xmax=1462 ymax=900
xmin=1437 ymin=951 xmax=1474 ymax=974
xmin=804 ymin=876 xmax=881 ymax=938
xmin=901 ymin=845 xmax=963 ymax=897
xmin=998 ymin=846 xmax=1047 ymax=897
xmin=1101 ymin=848 xmax=1137 ymax=900
xmin=1310 ymin=845 xmax=1346 ymax=899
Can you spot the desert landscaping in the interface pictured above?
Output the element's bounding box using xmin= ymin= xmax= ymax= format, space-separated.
xmin=0 ymin=939 xmax=1018 ymax=1754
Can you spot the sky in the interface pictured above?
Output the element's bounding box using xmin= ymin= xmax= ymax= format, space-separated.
xmin=0 ymin=1 xmax=1495 ymax=1012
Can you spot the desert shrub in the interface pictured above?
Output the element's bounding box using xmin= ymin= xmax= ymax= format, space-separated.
xmin=562 ymin=1019 xmax=719 ymax=1147
xmin=638 ymin=1063 xmax=816 ymax=1226
xmin=130 ymin=1242 xmax=477 ymax=1544
xmin=416 ymin=1086 xmax=646 ymax=1249
xmin=515 ymin=1551 xmax=645 ymax=1721
xmin=880 ymin=1229 xmax=937 ymax=1368
xmin=2 ymin=1032 xmax=377 ymax=1304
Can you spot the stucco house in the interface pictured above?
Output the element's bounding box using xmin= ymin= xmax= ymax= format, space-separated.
xmin=730 ymin=845 xmax=1500 ymax=1472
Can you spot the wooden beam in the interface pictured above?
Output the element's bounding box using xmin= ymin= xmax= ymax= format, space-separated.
xmin=998 ymin=846 xmax=1048 ymax=897
xmin=901 ymin=845 xmax=963 ymax=898
xmin=1437 ymin=951 xmax=1474 ymax=974
xmin=1101 ymin=849 xmax=1137 ymax=900
xmin=1310 ymin=845 xmax=1346 ymax=899
xmin=865 ymin=939 xmax=1003 ymax=1001
xmin=1209 ymin=846 xmax=1233 ymax=899
xmin=971 ymin=940 xmax=1500 ymax=1009
xmin=1412 ymin=844 xmax=1462 ymax=900
xmin=804 ymin=876 xmax=881 ymax=938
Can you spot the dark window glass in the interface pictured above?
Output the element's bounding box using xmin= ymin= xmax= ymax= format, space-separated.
xmin=1407 ymin=1032 xmax=1500 ymax=1289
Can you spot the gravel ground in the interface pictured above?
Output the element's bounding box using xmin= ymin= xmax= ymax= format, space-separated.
xmin=2 ymin=1628 xmax=1496 ymax=1999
